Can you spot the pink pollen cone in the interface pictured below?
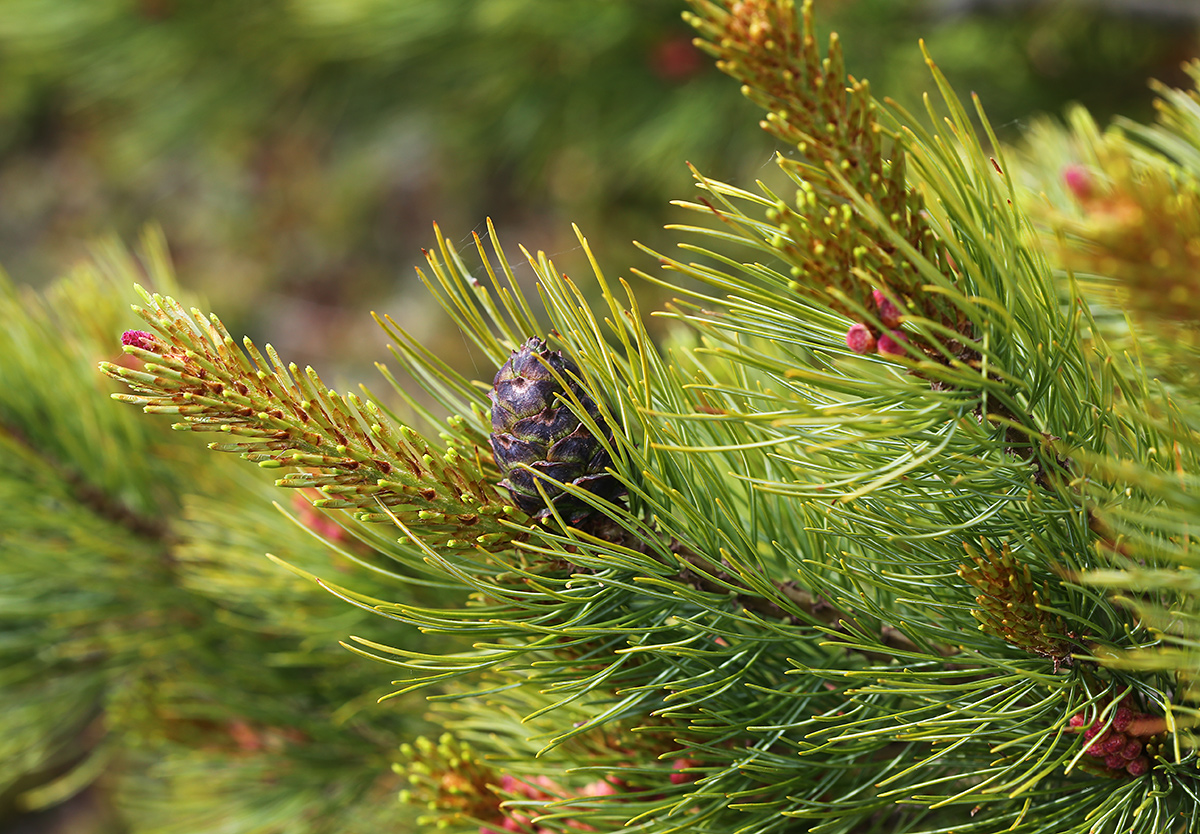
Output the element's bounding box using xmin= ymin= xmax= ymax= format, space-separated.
xmin=1126 ymin=756 xmax=1149 ymax=777
xmin=1105 ymin=753 xmax=1127 ymax=770
xmin=845 ymin=323 xmax=876 ymax=354
xmin=1100 ymin=733 xmax=1127 ymax=755
xmin=872 ymin=289 xmax=902 ymax=329
xmin=877 ymin=331 xmax=908 ymax=356
xmin=121 ymin=330 xmax=157 ymax=351
xmin=582 ymin=779 xmax=618 ymax=797
xmin=1062 ymin=164 xmax=1093 ymax=202
xmin=1112 ymin=707 xmax=1132 ymax=732
xmin=669 ymin=758 xmax=698 ymax=785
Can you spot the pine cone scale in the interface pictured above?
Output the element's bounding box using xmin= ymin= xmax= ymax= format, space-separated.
xmin=546 ymin=431 xmax=600 ymax=463
xmin=511 ymin=409 xmax=580 ymax=444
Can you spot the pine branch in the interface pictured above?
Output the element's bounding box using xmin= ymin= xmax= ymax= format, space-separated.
xmin=960 ymin=539 xmax=1073 ymax=669
xmin=3 ymin=237 xmax=436 ymax=832
xmin=683 ymin=0 xmax=971 ymax=359
xmin=99 ymin=287 xmax=526 ymax=556
xmin=1014 ymin=61 xmax=1200 ymax=738
xmin=654 ymin=2 xmax=1095 ymax=520
xmin=1056 ymin=144 xmax=1200 ymax=323
xmin=66 ymin=6 xmax=1200 ymax=834
xmin=1 ymin=419 xmax=173 ymax=544
xmin=1023 ymin=63 xmax=1200 ymax=326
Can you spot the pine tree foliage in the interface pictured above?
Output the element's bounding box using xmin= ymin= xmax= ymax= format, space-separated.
xmin=1023 ymin=63 xmax=1200 ymax=325
xmin=0 ymin=232 xmax=438 ymax=832
xmin=1018 ymin=57 xmax=1200 ymax=763
xmin=98 ymin=2 xmax=1200 ymax=833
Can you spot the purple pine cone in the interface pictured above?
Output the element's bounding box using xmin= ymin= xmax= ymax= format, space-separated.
xmin=489 ymin=338 xmax=624 ymax=522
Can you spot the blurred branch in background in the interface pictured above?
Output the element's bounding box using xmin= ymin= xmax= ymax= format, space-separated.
xmin=0 ymin=0 xmax=759 ymax=368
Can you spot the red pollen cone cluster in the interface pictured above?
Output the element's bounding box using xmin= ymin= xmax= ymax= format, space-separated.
xmin=1068 ymin=696 xmax=1160 ymax=778
xmin=844 ymin=290 xmax=906 ymax=356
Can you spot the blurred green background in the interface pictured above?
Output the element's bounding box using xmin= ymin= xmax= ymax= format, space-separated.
xmin=3 ymin=0 xmax=1196 ymax=376
xmin=1 ymin=1 xmax=1197 ymax=833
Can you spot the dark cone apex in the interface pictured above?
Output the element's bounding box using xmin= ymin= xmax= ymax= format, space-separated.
xmin=489 ymin=338 xmax=623 ymax=522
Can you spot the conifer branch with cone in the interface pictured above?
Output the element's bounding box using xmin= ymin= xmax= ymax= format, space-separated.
xmin=52 ymin=0 xmax=1200 ymax=831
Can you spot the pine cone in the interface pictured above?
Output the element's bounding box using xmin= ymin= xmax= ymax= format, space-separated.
xmin=489 ymin=338 xmax=623 ymax=522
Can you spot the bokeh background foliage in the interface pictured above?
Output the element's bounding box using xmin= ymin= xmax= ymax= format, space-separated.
xmin=1 ymin=0 xmax=1195 ymax=365
xmin=0 ymin=1 xmax=1198 ymax=832
xmin=0 ymin=236 xmax=462 ymax=833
